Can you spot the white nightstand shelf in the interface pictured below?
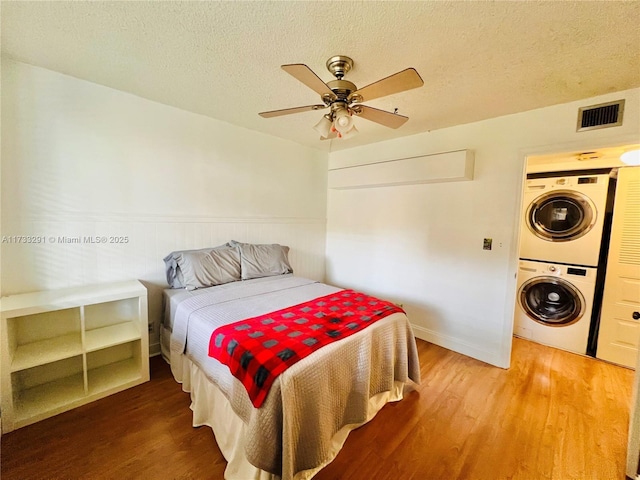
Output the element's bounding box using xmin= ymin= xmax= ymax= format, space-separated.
xmin=1 ymin=280 xmax=149 ymax=433
xmin=11 ymin=333 xmax=83 ymax=372
xmin=85 ymin=323 xmax=140 ymax=352
xmin=88 ymin=356 xmax=142 ymax=395
xmin=14 ymin=371 xmax=86 ymax=425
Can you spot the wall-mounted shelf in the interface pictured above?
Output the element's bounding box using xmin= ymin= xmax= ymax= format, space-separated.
xmin=1 ymin=280 xmax=149 ymax=433
xmin=328 ymin=149 xmax=475 ymax=189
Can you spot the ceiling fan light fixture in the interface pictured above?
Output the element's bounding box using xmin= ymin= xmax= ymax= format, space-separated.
xmin=340 ymin=124 xmax=358 ymax=139
xmin=313 ymin=114 xmax=333 ymax=138
xmin=330 ymin=123 xmax=358 ymax=139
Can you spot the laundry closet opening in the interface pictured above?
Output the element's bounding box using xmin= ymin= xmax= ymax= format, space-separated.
xmin=513 ymin=144 xmax=640 ymax=368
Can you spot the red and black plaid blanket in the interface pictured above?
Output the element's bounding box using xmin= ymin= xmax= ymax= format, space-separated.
xmin=208 ymin=289 xmax=403 ymax=408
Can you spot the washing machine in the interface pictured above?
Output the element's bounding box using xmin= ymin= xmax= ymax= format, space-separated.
xmin=519 ymin=172 xmax=610 ymax=266
xmin=513 ymin=259 xmax=596 ymax=355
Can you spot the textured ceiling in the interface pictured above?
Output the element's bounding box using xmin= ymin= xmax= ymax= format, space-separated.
xmin=2 ymin=1 xmax=639 ymax=152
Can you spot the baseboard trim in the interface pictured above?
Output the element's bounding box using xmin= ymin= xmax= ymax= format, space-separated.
xmin=149 ymin=342 xmax=161 ymax=358
xmin=411 ymin=324 xmax=505 ymax=368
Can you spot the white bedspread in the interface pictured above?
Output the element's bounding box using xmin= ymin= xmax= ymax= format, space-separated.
xmin=169 ymin=275 xmax=420 ymax=479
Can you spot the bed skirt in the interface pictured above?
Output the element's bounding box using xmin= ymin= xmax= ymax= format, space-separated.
xmin=177 ymin=354 xmax=406 ymax=480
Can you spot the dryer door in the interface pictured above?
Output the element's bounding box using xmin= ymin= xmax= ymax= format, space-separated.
xmin=526 ymin=190 xmax=596 ymax=242
xmin=519 ymin=276 xmax=586 ymax=326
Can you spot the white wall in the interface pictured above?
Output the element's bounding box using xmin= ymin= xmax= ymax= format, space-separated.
xmin=1 ymin=59 xmax=328 ymax=354
xmin=326 ymin=88 xmax=640 ymax=368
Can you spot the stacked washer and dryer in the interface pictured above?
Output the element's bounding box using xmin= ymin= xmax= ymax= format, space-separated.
xmin=514 ymin=172 xmax=611 ymax=355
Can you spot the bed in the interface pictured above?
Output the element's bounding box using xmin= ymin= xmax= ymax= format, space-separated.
xmin=161 ymin=244 xmax=420 ymax=480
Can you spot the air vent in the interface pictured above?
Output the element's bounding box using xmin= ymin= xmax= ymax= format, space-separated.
xmin=577 ymin=100 xmax=624 ymax=132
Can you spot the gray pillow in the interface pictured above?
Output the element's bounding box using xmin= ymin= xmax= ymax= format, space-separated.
xmin=175 ymin=247 xmax=241 ymax=290
xmin=230 ymin=241 xmax=293 ymax=280
xmin=163 ymin=244 xmax=236 ymax=289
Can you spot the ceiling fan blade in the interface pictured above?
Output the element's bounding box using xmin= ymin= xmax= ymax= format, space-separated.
xmin=281 ymin=64 xmax=336 ymax=98
xmin=259 ymin=104 xmax=327 ymax=118
xmin=353 ymin=68 xmax=424 ymax=102
xmin=355 ymin=105 xmax=409 ymax=129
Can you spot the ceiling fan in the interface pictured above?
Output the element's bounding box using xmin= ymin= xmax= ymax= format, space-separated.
xmin=259 ymin=55 xmax=424 ymax=140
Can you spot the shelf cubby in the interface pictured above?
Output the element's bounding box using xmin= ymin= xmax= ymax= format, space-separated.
xmin=11 ymin=333 xmax=83 ymax=373
xmin=85 ymin=297 xmax=140 ymax=330
xmin=12 ymin=356 xmax=85 ymax=423
xmin=8 ymin=308 xmax=82 ymax=372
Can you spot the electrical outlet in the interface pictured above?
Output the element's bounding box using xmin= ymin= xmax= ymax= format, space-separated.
xmin=148 ymin=323 xmax=153 ymax=334
xmin=483 ymin=238 xmax=492 ymax=250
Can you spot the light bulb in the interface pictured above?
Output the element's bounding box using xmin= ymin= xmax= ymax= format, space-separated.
xmin=333 ymin=108 xmax=354 ymax=134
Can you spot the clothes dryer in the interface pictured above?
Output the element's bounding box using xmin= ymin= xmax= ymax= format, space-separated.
xmin=519 ymin=173 xmax=610 ymax=266
xmin=513 ymin=259 xmax=596 ymax=355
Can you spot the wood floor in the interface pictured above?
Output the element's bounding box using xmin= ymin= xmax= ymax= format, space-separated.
xmin=1 ymin=338 xmax=634 ymax=480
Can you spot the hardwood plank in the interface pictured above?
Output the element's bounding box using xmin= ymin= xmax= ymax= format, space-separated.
xmin=1 ymin=338 xmax=634 ymax=480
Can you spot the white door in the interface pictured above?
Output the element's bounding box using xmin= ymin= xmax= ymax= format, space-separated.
xmin=597 ymin=166 xmax=640 ymax=368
